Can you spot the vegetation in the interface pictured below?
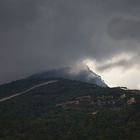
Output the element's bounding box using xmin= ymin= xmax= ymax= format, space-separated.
xmin=0 ymin=79 xmax=139 ymax=140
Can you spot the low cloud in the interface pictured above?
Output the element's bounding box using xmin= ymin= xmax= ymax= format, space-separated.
xmin=97 ymin=59 xmax=133 ymax=72
xmin=0 ymin=0 xmax=140 ymax=86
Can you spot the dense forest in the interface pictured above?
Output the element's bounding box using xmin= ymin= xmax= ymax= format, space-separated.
xmin=0 ymin=79 xmax=140 ymax=140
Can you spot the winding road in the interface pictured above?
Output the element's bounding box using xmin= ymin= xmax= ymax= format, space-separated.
xmin=0 ymin=80 xmax=58 ymax=103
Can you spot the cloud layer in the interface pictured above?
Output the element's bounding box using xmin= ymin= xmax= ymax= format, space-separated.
xmin=109 ymin=17 xmax=140 ymax=40
xmin=0 ymin=0 xmax=140 ymax=87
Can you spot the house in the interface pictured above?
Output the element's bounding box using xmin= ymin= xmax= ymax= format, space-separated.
xmin=127 ymin=97 xmax=136 ymax=105
xmin=97 ymin=95 xmax=113 ymax=100
xmin=91 ymin=111 xmax=98 ymax=116
xmin=120 ymin=94 xmax=126 ymax=99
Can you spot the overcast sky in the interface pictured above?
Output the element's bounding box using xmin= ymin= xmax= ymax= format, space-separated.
xmin=0 ymin=0 xmax=140 ymax=88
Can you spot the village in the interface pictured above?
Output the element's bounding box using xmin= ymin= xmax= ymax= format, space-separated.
xmin=56 ymin=93 xmax=137 ymax=115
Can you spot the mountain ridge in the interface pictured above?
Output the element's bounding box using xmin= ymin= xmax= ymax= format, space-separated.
xmin=28 ymin=66 xmax=108 ymax=87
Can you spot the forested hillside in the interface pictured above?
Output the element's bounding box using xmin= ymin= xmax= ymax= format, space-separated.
xmin=0 ymin=79 xmax=140 ymax=140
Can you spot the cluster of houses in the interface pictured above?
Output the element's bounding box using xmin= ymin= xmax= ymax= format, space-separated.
xmin=56 ymin=96 xmax=91 ymax=108
xmin=56 ymin=94 xmax=137 ymax=109
xmin=120 ymin=94 xmax=136 ymax=105
xmin=56 ymin=100 xmax=80 ymax=108
xmin=97 ymin=95 xmax=114 ymax=100
xmin=94 ymin=95 xmax=116 ymax=106
xmin=56 ymin=95 xmax=117 ymax=108
xmin=127 ymin=97 xmax=136 ymax=105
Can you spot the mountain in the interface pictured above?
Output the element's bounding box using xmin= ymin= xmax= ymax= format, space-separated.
xmin=29 ymin=66 xmax=108 ymax=87
xmin=0 ymin=78 xmax=140 ymax=140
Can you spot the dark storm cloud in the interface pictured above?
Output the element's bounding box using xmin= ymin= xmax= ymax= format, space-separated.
xmin=0 ymin=0 xmax=45 ymax=29
xmin=0 ymin=0 xmax=140 ymax=84
xmin=108 ymin=17 xmax=140 ymax=40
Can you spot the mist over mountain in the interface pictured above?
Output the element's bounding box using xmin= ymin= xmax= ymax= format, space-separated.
xmin=1 ymin=0 xmax=140 ymax=89
xmin=29 ymin=66 xmax=108 ymax=87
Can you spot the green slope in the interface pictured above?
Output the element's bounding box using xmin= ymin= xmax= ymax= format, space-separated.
xmin=0 ymin=79 xmax=139 ymax=140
